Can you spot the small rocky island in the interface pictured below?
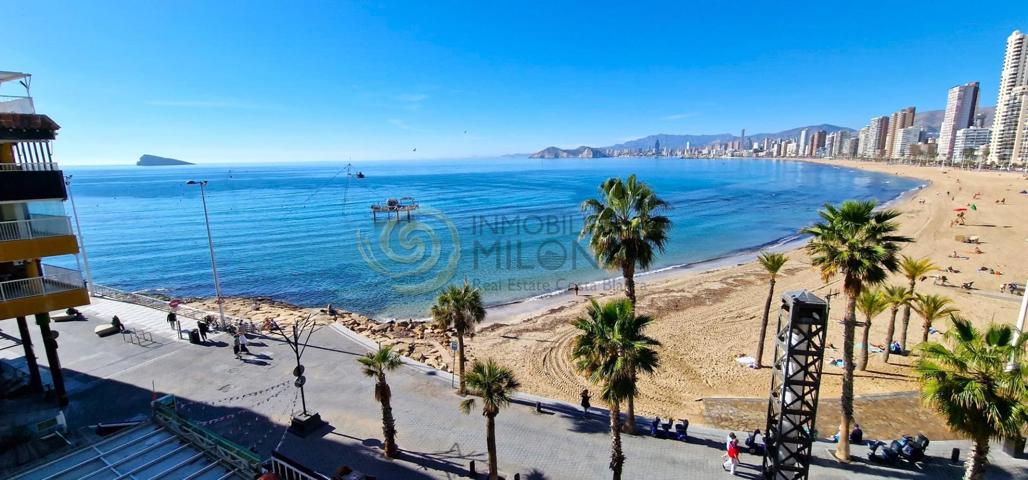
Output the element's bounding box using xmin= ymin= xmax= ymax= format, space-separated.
xmin=137 ymin=154 xmax=193 ymax=166
xmin=530 ymin=146 xmax=609 ymax=159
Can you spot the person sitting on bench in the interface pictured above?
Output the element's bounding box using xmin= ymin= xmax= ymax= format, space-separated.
xmin=745 ymin=429 xmax=764 ymax=454
xmin=849 ymin=424 xmax=864 ymax=445
xmin=111 ymin=315 xmax=124 ymax=332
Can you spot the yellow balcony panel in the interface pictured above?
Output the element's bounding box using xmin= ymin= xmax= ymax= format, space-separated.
xmin=0 ymin=287 xmax=89 ymax=320
xmin=0 ymin=234 xmax=79 ymax=262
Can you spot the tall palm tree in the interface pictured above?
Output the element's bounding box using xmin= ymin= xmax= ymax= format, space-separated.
xmin=459 ymin=359 xmax=520 ymax=480
xmin=912 ymin=294 xmax=958 ymax=344
xmin=802 ymin=199 xmax=911 ymax=461
xmin=572 ymin=299 xmax=660 ymax=479
xmin=431 ymin=280 xmax=486 ymax=395
xmin=856 ymin=288 xmax=887 ymax=371
xmin=915 ymin=316 xmax=1028 ymax=480
xmin=898 ymin=255 xmax=939 ymax=350
xmin=880 ymin=285 xmax=913 ymax=363
xmin=580 ymin=175 xmax=672 ymax=308
xmin=357 ymin=345 xmax=404 ymax=458
xmin=755 ymin=251 xmax=789 ymax=368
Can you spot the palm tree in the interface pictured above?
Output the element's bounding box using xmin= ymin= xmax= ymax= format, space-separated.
xmin=915 ymin=316 xmax=1028 ymax=480
xmin=912 ymin=294 xmax=958 ymax=344
xmin=802 ymin=200 xmax=911 ymax=461
xmin=431 ymin=280 xmax=486 ymax=395
xmin=357 ymin=346 xmax=404 ymax=458
xmin=459 ymin=359 xmax=520 ymax=480
xmin=898 ymin=255 xmax=939 ymax=351
xmin=580 ymin=175 xmax=672 ymax=308
xmin=856 ymin=288 xmax=887 ymax=371
xmin=880 ymin=285 xmax=913 ymax=363
xmin=572 ymin=299 xmax=660 ymax=479
xmin=755 ymin=251 xmax=789 ymax=368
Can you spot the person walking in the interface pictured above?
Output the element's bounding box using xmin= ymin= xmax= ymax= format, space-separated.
xmin=579 ymin=389 xmax=591 ymax=417
xmin=166 ymin=311 xmax=177 ymax=330
xmin=198 ymin=318 xmax=209 ymax=342
xmin=722 ymin=432 xmax=740 ymax=474
xmin=232 ymin=334 xmax=241 ymax=359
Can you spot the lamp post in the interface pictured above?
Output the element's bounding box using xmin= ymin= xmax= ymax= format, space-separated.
xmin=64 ymin=175 xmax=95 ymax=294
xmin=186 ymin=180 xmax=226 ymax=329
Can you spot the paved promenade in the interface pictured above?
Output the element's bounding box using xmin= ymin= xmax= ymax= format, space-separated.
xmin=2 ymin=296 xmax=1025 ymax=479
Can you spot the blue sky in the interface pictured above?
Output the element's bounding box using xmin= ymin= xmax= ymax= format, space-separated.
xmin=4 ymin=1 xmax=1027 ymax=164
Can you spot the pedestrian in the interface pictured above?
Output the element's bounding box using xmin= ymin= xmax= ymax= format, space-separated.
xmin=573 ymin=283 xmax=580 ymax=296
xmin=238 ymin=332 xmax=250 ymax=355
xmin=167 ymin=311 xmax=177 ymax=330
xmin=722 ymin=432 xmax=739 ymax=474
xmin=198 ymin=318 xmax=209 ymax=342
xmin=232 ymin=334 xmax=241 ymax=359
xmin=580 ymin=389 xmax=591 ymax=416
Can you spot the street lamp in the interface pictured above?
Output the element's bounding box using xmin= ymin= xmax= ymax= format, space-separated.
xmin=64 ymin=175 xmax=95 ymax=294
xmin=186 ymin=180 xmax=226 ymax=329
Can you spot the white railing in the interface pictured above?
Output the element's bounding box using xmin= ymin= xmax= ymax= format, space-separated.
xmin=0 ymin=96 xmax=34 ymax=114
xmin=0 ymin=271 xmax=84 ymax=303
xmin=0 ymin=216 xmax=73 ymax=242
xmin=91 ymin=284 xmax=251 ymax=328
xmin=0 ymin=161 xmax=59 ymax=172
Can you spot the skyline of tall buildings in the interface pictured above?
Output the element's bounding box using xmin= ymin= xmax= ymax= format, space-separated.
xmin=988 ymin=30 xmax=1027 ymax=165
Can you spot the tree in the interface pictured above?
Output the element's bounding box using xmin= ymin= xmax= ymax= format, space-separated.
xmin=755 ymin=251 xmax=789 ymax=368
xmin=357 ymin=346 xmax=404 ymax=458
xmin=431 ymin=280 xmax=486 ymax=395
xmin=898 ymin=255 xmax=939 ymax=351
xmin=580 ymin=174 xmax=672 ymax=307
xmin=915 ymin=316 xmax=1028 ymax=480
xmin=880 ymin=285 xmax=913 ymax=363
xmin=572 ymin=299 xmax=660 ymax=479
xmin=802 ymin=200 xmax=911 ymax=461
xmin=912 ymin=294 xmax=959 ymax=344
xmin=962 ymin=147 xmax=977 ymax=166
xmin=459 ymin=359 xmax=520 ymax=480
xmin=856 ymin=288 xmax=887 ymax=371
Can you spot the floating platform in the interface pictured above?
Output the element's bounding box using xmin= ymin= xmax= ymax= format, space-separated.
xmin=371 ymin=196 xmax=418 ymax=221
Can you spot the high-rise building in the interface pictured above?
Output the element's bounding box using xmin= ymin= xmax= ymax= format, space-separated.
xmin=885 ymin=107 xmax=916 ymax=158
xmin=953 ymin=126 xmax=993 ymax=163
xmin=810 ymin=130 xmax=826 ymax=156
xmin=894 ymin=126 xmax=925 ymax=158
xmin=867 ymin=116 xmax=890 ymax=157
xmin=798 ymin=128 xmax=809 ymax=156
xmin=938 ymin=82 xmax=980 ymax=161
xmin=989 ymin=30 xmax=1028 ymax=164
xmin=0 ymin=72 xmax=89 ymax=408
xmin=857 ymin=126 xmax=870 ymax=157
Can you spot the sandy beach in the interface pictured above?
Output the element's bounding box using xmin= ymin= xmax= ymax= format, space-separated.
xmin=185 ymin=160 xmax=1027 ymax=439
xmin=466 ymin=159 xmax=1028 ymax=439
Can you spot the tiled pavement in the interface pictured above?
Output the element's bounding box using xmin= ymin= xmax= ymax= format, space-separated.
xmin=2 ymin=296 xmax=1026 ymax=479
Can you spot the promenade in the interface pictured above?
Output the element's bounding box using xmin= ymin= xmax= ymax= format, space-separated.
xmin=2 ymin=296 xmax=1025 ymax=479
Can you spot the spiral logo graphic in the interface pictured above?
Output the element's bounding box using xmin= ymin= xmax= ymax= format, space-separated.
xmin=356 ymin=206 xmax=461 ymax=295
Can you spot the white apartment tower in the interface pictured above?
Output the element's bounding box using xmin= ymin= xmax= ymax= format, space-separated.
xmin=953 ymin=126 xmax=993 ymax=163
xmin=798 ymin=128 xmax=809 ymax=156
xmin=938 ymin=82 xmax=980 ymax=161
xmin=988 ymin=30 xmax=1028 ymax=164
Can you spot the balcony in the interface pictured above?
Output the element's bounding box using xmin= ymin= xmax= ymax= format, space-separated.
xmin=0 ymin=216 xmax=79 ymax=262
xmin=0 ymin=265 xmax=88 ymax=320
xmin=0 ymin=145 xmax=66 ymax=202
xmin=0 ymin=72 xmax=34 ymax=114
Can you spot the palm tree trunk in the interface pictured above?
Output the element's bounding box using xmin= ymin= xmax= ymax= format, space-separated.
xmin=922 ymin=319 xmax=931 ymax=344
xmin=964 ymin=435 xmax=990 ymax=480
xmin=899 ymin=280 xmax=914 ymax=350
xmin=379 ymin=378 xmax=398 ymax=458
xmin=622 ymin=263 xmax=636 ymax=308
xmin=609 ymin=400 xmax=625 ymax=480
xmin=486 ymin=413 xmax=498 ymax=480
xmin=457 ymin=333 xmax=467 ymax=395
xmin=625 ymin=371 xmax=637 ymax=435
xmin=836 ymin=280 xmax=859 ymax=462
xmin=882 ymin=308 xmax=897 ymax=363
xmin=858 ymin=317 xmax=871 ymax=371
xmin=756 ymin=278 xmax=776 ymax=368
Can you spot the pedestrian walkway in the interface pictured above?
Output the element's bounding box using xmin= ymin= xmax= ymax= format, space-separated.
xmin=80 ymin=296 xmax=213 ymax=342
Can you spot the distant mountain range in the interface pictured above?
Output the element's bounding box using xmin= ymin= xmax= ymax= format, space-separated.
xmin=529 ymin=106 xmax=997 ymax=158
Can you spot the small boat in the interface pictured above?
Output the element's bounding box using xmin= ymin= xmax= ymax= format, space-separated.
xmin=356 ymin=171 xmax=365 ymax=178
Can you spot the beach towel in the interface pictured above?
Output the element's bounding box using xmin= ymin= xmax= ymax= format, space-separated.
xmin=735 ymin=356 xmax=757 ymax=368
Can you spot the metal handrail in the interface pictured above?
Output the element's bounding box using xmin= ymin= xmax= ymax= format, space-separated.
xmin=0 ymin=216 xmax=73 ymax=242
xmin=0 ymin=273 xmax=84 ymax=303
xmin=91 ymin=284 xmax=251 ymax=327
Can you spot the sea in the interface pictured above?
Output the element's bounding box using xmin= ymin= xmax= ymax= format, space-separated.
xmin=54 ymin=157 xmax=922 ymax=320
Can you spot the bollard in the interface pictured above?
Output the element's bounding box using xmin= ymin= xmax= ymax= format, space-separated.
xmin=950 ymin=447 xmax=960 ymax=462
xmin=535 ymin=401 xmax=543 ymax=413
xmin=469 ymin=460 xmax=476 ymax=476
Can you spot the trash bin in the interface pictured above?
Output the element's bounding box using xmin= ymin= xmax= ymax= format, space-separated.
xmin=188 ymin=328 xmax=201 ymax=344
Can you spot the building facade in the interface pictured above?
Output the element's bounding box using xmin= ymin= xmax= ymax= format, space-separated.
xmin=938 ymin=82 xmax=980 ymax=161
xmin=988 ymin=30 xmax=1028 ymax=164
xmin=953 ymin=126 xmax=993 ymax=163
xmin=0 ymin=72 xmax=89 ymax=409
xmin=885 ymin=107 xmax=916 ymax=158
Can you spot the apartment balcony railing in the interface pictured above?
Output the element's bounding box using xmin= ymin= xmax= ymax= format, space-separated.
xmin=0 ymin=216 xmax=73 ymax=242
xmin=0 ymin=95 xmax=35 ymax=114
xmin=0 ymin=266 xmax=84 ymax=304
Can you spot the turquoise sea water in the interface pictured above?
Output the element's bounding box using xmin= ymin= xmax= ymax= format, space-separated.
xmin=58 ymin=157 xmax=921 ymax=319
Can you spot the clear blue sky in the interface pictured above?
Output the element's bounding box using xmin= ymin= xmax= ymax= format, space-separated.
xmin=5 ymin=1 xmax=1027 ymax=164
